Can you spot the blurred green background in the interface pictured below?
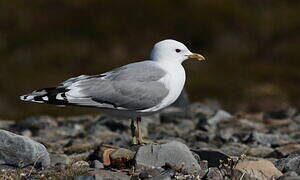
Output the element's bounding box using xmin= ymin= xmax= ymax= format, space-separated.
xmin=0 ymin=0 xmax=300 ymax=120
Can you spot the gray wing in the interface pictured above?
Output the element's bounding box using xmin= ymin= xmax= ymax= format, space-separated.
xmin=64 ymin=61 xmax=169 ymax=111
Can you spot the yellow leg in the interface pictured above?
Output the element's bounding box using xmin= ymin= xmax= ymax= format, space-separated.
xmin=136 ymin=116 xmax=156 ymax=145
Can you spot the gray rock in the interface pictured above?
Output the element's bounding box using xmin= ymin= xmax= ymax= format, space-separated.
xmin=196 ymin=110 xmax=231 ymax=132
xmin=278 ymin=171 xmax=299 ymax=180
xmin=177 ymin=129 xmax=199 ymax=146
xmin=282 ymin=177 xmax=300 ymax=180
xmin=209 ymin=110 xmax=232 ymax=126
xmin=89 ymin=123 xmax=110 ymax=135
xmin=244 ymin=131 xmax=291 ymax=147
xmin=275 ymin=156 xmax=300 ymax=174
xmin=0 ymin=120 xmax=14 ymax=129
xmin=95 ymin=115 xmax=129 ymax=133
xmin=135 ymin=141 xmax=201 ymax=174
xmin=93 ymin=169 xmax=130 ymax=180
xmin=75 ymin=174 xmax=95 ymax=180
xmin=36 ymin=125 xmax=84 ymax=141
xmin=275 ymin=158 xmax=291 ymax=172
xmin=246 ymin=146 xmax=274 ymax=158
xmin=145 ymin=169 xmax=173 ymax=180
xmin=177 ymin=120 xmax=195 ymax=135
xmin=91 ymin=160 xmax=104 ymax=169
xmin=190 ymin=103 xmax=216 ymax=116
xmin=215 ymin=128 xmax=238 ymax=143
xmin=0 ymin=130 xmax=50 ymax=168
xmin=280 ymin=177 xmax=300 ymax=180
xmin=139 ymin=167 xmax=164 ymax=179
xmin=160 ymin=107 xmax=191 ymax=124
xmin=103 ymin=133 xmax=132 ymax=147
xmin=17 ymin=116 xmax=57 ymax=131
xmin=220 ymin=143 xmax=249 ymax=156
xmin=50 ymin=153 xmax=71 ymax=166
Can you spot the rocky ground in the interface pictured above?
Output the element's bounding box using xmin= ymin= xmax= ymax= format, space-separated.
xmin=1 ymin=101 xmax=300 ymax=179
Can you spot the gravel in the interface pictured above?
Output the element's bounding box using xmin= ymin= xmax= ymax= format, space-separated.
xmin=2 ymin=101 xmax=300 ymax=179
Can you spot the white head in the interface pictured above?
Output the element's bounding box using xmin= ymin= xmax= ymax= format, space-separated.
xmin=150 ymin=39 xmax=205 ymax=63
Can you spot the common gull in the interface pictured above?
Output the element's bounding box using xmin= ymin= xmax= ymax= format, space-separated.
xmin=20 ymin=39 xmax=205 ymax=144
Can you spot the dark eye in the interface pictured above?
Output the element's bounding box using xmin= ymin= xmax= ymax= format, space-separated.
xmin=175 ymin=49 xmax=181 ymax=53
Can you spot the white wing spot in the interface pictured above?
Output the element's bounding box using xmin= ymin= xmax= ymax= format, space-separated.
xmin=56 ymin=93 xmax=64 ymax=100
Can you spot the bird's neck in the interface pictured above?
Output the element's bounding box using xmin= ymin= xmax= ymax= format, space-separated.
xmin=155 ymin=59 xmax=185 ymax=76
xmin=153 ymin=58 xmax=183 ymax=66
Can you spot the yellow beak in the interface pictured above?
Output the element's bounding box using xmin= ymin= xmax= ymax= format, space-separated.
xmin=186 ymin=53 xmax=205 ymax=61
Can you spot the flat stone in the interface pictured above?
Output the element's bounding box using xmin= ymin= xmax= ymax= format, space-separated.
xmin=135 ymin=141 xmax=201 ymax=174
xmin=235 ymin=159 xmax=282 ymax=179
xmin=50 ymin=153 xmax=71 ymax=166
xmin=139 ymin=167 xmax=164 ymax=179
xmin=220 ymin=143 xmax=249 ymax=156
xmin=91 ymin=169 xmax=130 ymax=180
xmin=246 ymin=146 xmax=274 ymax=157
xmin=275 ymin=144 xmax=300 ymax=157
xmin=0 ymin=130 xmax=50 ymax=168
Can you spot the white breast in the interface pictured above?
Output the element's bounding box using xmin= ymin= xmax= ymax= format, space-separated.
xmin=141 ymin=60 xmax=186 ymax=112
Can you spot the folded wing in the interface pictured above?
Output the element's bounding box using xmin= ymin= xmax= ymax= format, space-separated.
xmin=21 ymin=61 xmax=169 ymax=111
